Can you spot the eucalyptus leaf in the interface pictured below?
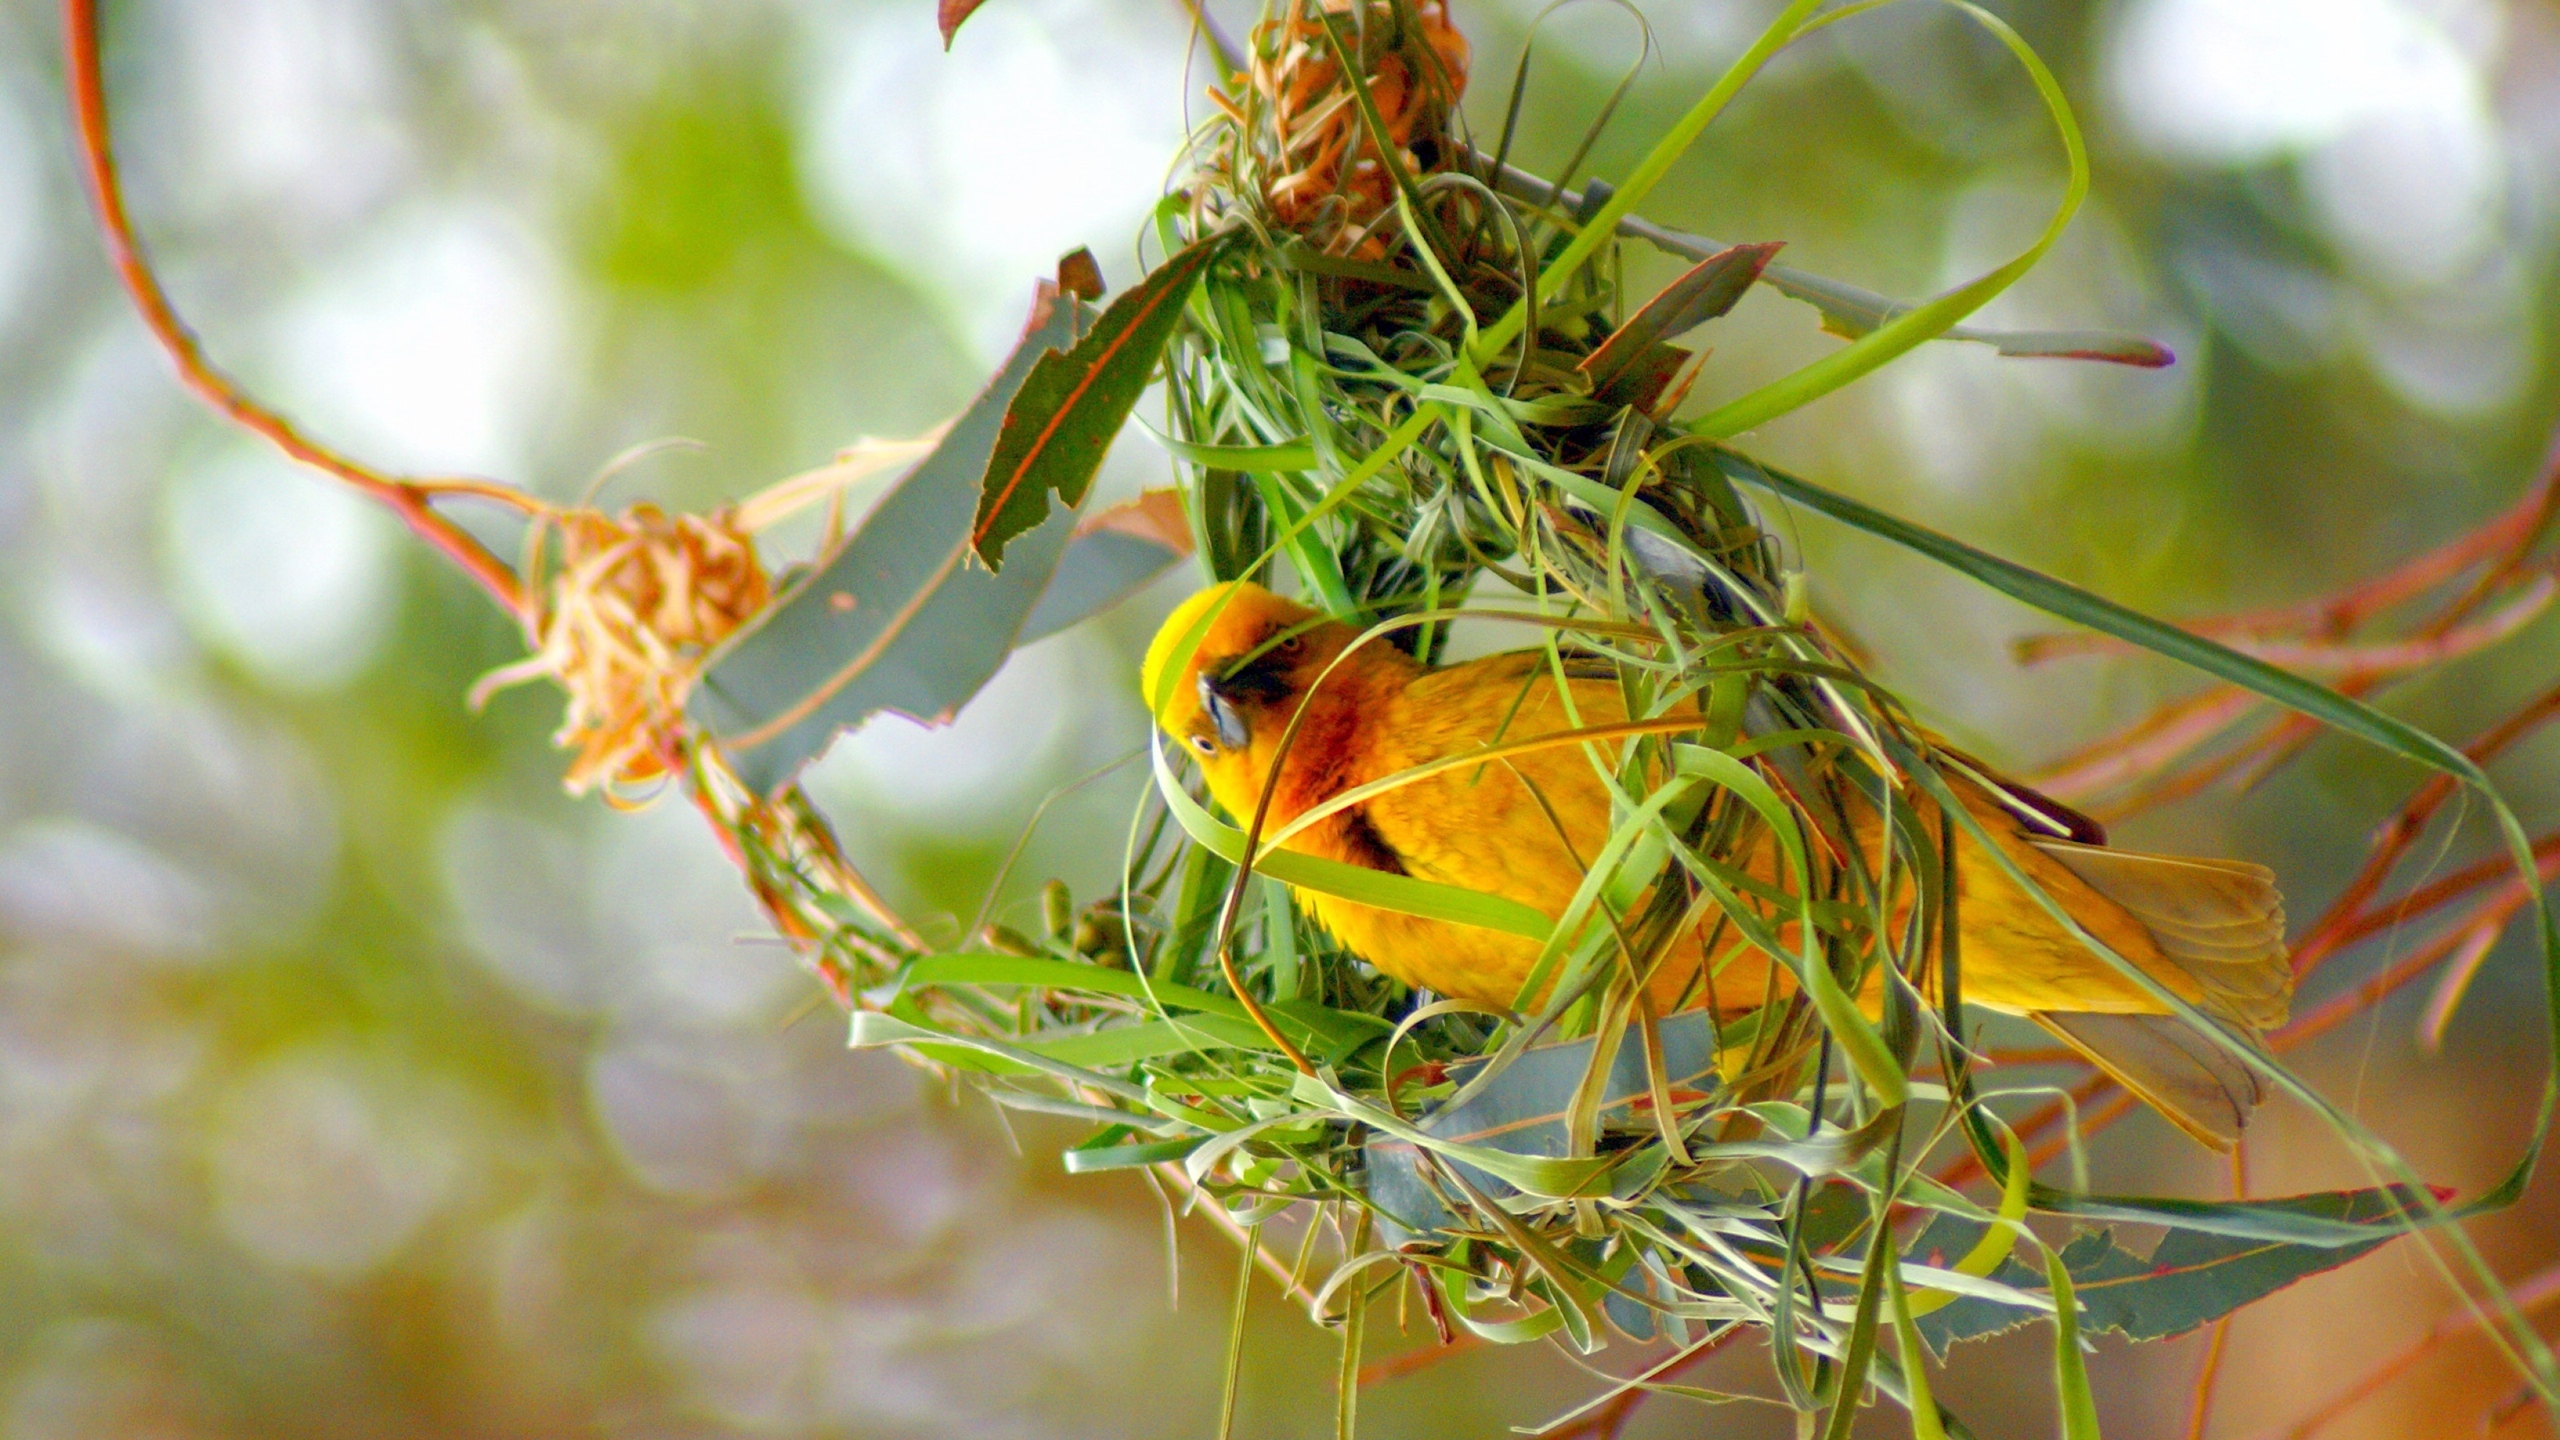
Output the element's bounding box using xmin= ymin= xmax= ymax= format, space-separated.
xmin=1910 ymin=1186 xmax=2423 ymax=1356
xmin=1366 ymin=1011 xmax=1723 ymax=1241
xmin=973 ymin=237 xmax=1224 ymax=570
xmin=690 ymin=283 xmax=1095 ymax=792
xmin=1580 ymin=241 xmax=1780 ymax=407
xmin=1018 ymin=490 xmax=1194 ymax=645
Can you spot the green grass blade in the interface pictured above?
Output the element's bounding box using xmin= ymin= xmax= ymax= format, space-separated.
xmin=2046 ymin=1250 xmax=2103 ymax=1440
xmin=1218 ymin=1221 xmax=1259 ymax=1440
xmin=903 ymin=951 xmax=1221 ymax=1014
xmin=1714 ymin=450 xmax=2490 ymax=780
xmin=1678 ymin=745 xmax=1905 ymax=1106
xmin=848 ymin=1011 xmax=1156 ymax=1107
xmin=1335 ymin=1213 xmax=1371 ymax=1440
xmin=1691 ymin=2 xmax=2087 ymax=437
xmin=1150 ymin=432 xmax=1319 ymax=472
xmin=1472 ymin=0 xmax=1829 ymax=361
xmin=1820 ymin=1204 xmax=1895 ymax=1440
xmin=1887 ymin=1265 xmax=1951 ymax=1440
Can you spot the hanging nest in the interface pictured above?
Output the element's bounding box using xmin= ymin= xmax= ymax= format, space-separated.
xmin=878 ymin=0 xmax=1983 ymax=1403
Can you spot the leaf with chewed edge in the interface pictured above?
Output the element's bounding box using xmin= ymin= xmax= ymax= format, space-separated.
xmin=690 ymin=281 xmax=1094 ymax=792
xmin=1018 ymin=490 xmax=1193 ymax=645
xmin=972 ymin=236 xmax=1226 ymax=571
xmin=1911 ymin=1185 xmax=2425 ymax=1356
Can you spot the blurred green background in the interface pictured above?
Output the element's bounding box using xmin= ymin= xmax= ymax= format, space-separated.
xmin=0 ymin=0 xmax=2556 ymax=1435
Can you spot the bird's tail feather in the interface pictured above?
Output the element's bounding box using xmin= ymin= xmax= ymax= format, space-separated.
xmin=2031 ymin=1010 xmax=2265 ymax=1151
xmin=2031 ymin=840 xmax=2292 ymax=1028
xmin=2025 ymin=841 xmax=2291 ymax=1148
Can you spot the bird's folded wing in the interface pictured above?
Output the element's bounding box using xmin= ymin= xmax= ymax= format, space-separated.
xmin=2031 ymin=1010 xmax=2266 ymax=1151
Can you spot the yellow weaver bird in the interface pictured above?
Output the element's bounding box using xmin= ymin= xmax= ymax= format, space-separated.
xmin=1142 ymin=581 xmax=2292 ymax=1149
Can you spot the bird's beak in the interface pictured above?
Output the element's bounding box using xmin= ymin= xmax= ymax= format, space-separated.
xmin=1198 ymin=672 xmax=1252 ymax=750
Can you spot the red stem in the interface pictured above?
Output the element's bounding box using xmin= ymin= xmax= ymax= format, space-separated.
xmin=2292 ymin=683 xmax=2560 ymax=974
xmin=2262 ymin=1259 xmax=2560 ymax=1440
xmin=2017 ymin=445 xmax=2560 ymax=666
xmin=62 ymin=0 xmax=523 ymax=613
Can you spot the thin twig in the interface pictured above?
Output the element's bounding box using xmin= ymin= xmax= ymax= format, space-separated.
xmin=2024 ymin=440 xmax=2560 ymax=817
xmin=2254 ymin=1260 xmax=2560 ymax=1440
xmin=2292 ymin=681 xmax=2560 ymax=975
xmin=2016 ymin=445 xmax=2560 ymax=666
xmin=1357 ymin=1329 xmax=1485 ymax=1387
xmin=2032 ymin=685 xmax=2261 ymax=804
xmin=2185 ymin=1142 xmax=2249 ymax=1440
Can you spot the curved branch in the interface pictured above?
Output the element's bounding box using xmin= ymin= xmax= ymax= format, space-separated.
xmin=62 ymin=0 xmax=524 ymax=612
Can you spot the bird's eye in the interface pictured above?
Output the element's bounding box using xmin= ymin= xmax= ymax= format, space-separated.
xmin=1275 ymin=633 xmax=1303 ymax=655
xmin=1189 ymin=734 xmax=1218 ymax=756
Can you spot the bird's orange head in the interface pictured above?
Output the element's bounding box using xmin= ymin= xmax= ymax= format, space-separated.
xmin=1141 ymin=582 xmax=1374 ymax=810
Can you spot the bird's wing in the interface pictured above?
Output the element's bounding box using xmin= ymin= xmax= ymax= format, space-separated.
xmin=2031 ymin=1011 xmax=2266 ymax=1151
xmin=1353 ymin=658 xmax=1628 ymax=916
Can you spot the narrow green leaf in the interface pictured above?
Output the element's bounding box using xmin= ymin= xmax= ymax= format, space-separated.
xmin=1065 ymin=1136 xmax=1204 ymax=1173
xmin=1676 ymin=744 xmax=1905 ymax=1107
xmin=902 ymin=953 xmax=1382 ymax=1057
xmin=1820 ymin=1202 xmax=1896 ymax=1440
xmin=1151 ymin=433 xmax=1320 ymax=472
xmin=973 ymin=235 xmax=1226 ymax=569
xmin=904 ymin=952 xmax=1236 ymax=1014
xmin=2047 ymin=1250 xmax=2103 ymax=1440
xmin=1028 ymin=1014 xmax=1283 ymax=1066
xmin=1473 ymin=0 xmax=1829 ymax=360
xmin=848 ymin=1011 xmax=1154 ymax=1106
xmin=1903 ymin=1126 xmax=2033 ymax=1319
xmin=1886 ymin=1266 xmax=1950 ymax=1440
xmin=1715 ymin=450 xmax=2490 ymax=783
xmin=1580 ymin=241 xmax=1780 ymax=404
xmin=1690 ymin=1 xmax=2090 ymax=436
xmin=1217 ymin=1220 xmax=1258 ymax=1440
xmin=1435 ymin=1269 xmax=1568 ymax=1344
xmin=1435 ymin=1164 xmax=1613 ymax=1351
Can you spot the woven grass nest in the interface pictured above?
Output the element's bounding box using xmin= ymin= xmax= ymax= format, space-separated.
xmin=820 ymin=2 xmax=2552 ymax=1432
